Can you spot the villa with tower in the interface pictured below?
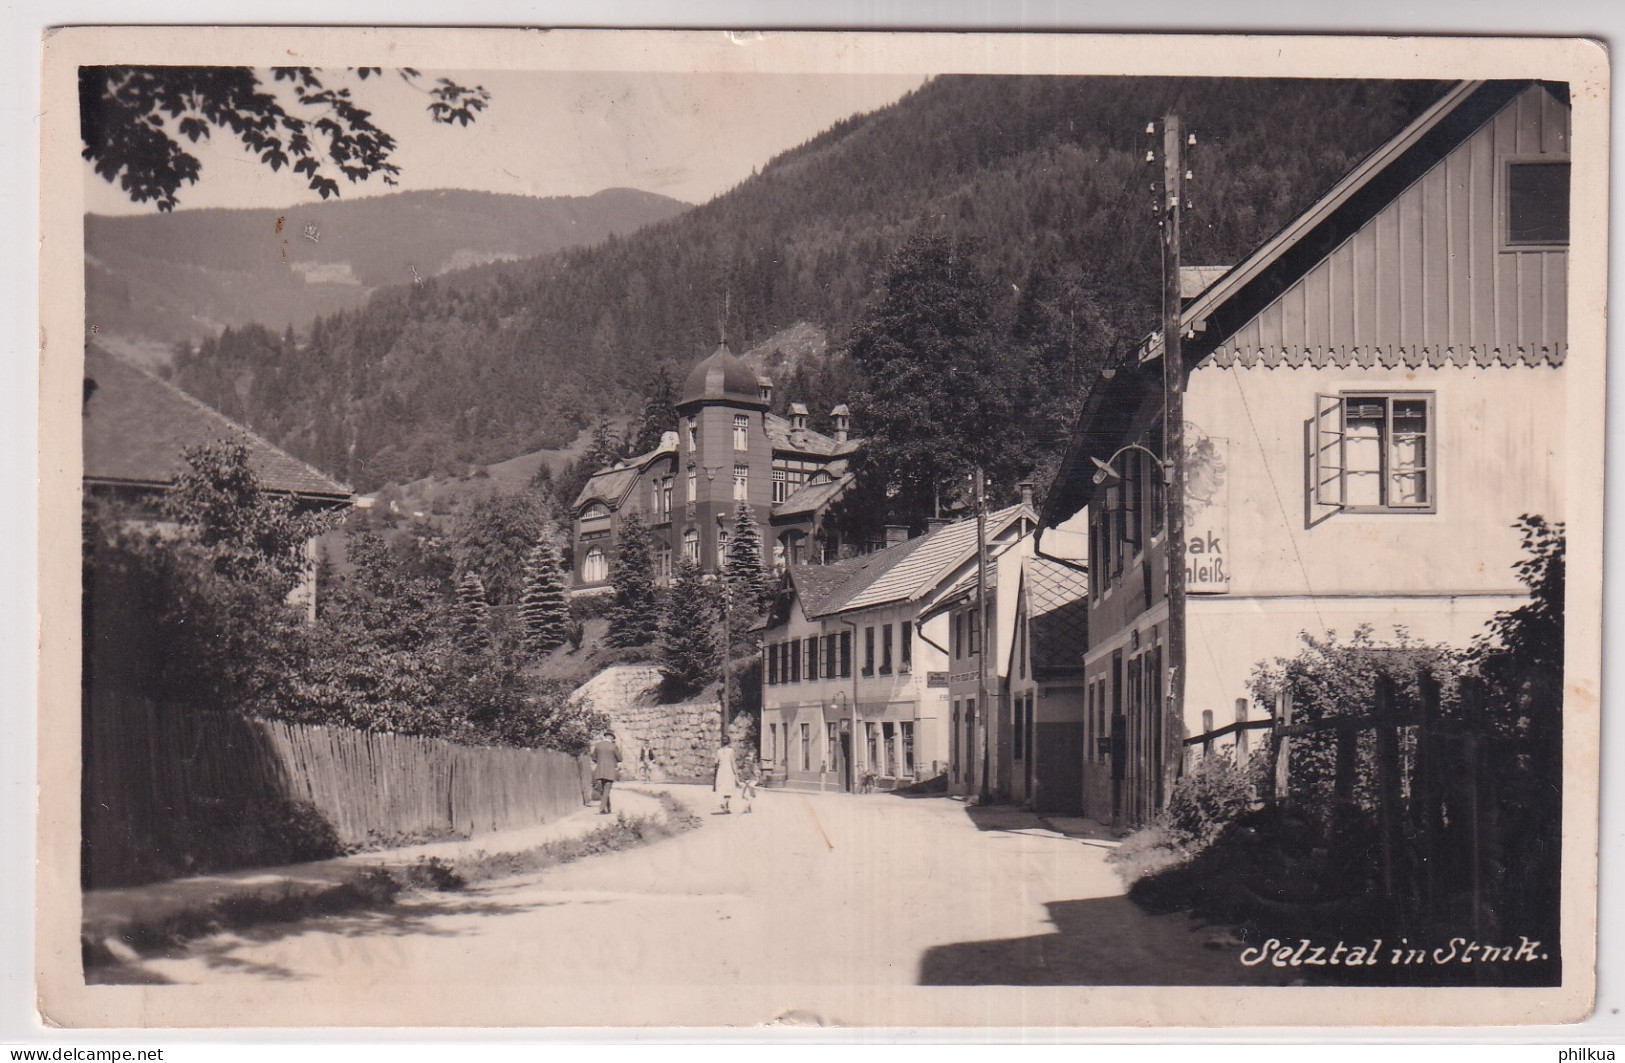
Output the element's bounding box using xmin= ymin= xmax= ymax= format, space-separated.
xmin=570 ymin=342 xmax=862 ymax=594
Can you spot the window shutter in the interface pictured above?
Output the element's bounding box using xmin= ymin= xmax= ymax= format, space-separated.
xmin=1313 ymin=393 xmax=1347 ymax=511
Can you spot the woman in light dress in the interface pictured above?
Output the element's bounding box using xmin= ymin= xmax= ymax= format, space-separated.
xmin=713 ymin=739 xmax=739 ymax=814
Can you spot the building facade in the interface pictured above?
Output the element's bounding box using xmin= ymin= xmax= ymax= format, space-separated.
xmin=571 ymin=342 xmax=860 ymax=593
xmin=760 ymin=505 xmax=1037 ymax=793
xmin=1041 ymin=80 xmax=1570 ymax=826
xmin=1001 ymin=554 xmax=1089 ymax=813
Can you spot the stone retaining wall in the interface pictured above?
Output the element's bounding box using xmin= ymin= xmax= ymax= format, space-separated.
xmin=611 ymin=700 xmax=723 ymax=783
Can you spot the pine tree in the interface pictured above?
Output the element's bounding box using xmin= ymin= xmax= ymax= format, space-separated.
xmin=724 ymin=501 xmax=772 ymax=615
xmin=659 ymin=559 xmax=719 ymax=696
xmin=846 ymin=231 xmax=1024 ymax=530
xmin=453 ymin=570 xmax=491 ymax=655
xmin=606 ymin=512 xmax=660 ymax=648
xmin=632 ymin=365 xmax=680 ymax=454
xmin=586 ymin=417 xmax=625 ymax=471
xmin=518 ymin=535 xmax=570 ymax=655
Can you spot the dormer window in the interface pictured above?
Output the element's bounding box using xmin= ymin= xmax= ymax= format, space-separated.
xmin=581 ymin=502 xmax=610 ymax=520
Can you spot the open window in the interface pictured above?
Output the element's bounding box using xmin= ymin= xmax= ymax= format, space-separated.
xmin=1313 ymin=392 xmax=1435 ymax=515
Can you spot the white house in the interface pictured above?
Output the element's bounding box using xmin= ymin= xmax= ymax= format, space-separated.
xmin=1039 ymin=80 xmax=1570 ymax=825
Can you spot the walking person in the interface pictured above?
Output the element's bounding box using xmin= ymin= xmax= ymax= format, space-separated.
xmin=591 ymin=729 xmax=622 ymax=814
xmin=713 ymin=738 xmax=739 ymax=814
xmin=739 ymin=756 xmax=758 ymax=814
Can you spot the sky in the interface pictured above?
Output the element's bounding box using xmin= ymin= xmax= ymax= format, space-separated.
xmin=83 ymin=69 xmax=928 ymax=215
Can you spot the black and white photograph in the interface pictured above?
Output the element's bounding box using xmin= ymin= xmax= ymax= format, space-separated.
xmin=33 ymin=28 xmax=1607 ymax=1030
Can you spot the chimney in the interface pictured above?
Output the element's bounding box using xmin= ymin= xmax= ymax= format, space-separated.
xmin=788 ymin=402 xmax=809 ymax=431
xmin=884 ymin=524 xmax=909 ymax=548
xmin=831 ymin=403 xmax=851 ymax=444
xmin=1018 ymin=481 xmax=1035 ymax=508
xmin=926 ymin=517 xmax=951 ymax=534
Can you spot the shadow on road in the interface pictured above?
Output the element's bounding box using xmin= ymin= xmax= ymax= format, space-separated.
xmin=917 ymin=896 xmax=1288 ymax=987
xmin=960 ymin=804 xmax=1055 ymax=834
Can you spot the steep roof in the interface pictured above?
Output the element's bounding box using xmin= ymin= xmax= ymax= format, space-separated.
xmin=678 ymin=341 xmax=768 ymax=409
xmin=837 ymin=504 xmax=1034 ymax=614
xmin=1023 ymin=555 xmax=1089 ymax=679
xmin=82 ymin=345 xmax=350 ymax=500
xmin=573 ymin=434 xmax=677 ymax=510
xmin=786 ymin=557 xmax=869 ymax=616
xmin=764 ymin=412 xmax=851 ymax=457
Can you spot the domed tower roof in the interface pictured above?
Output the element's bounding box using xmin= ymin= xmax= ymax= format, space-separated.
xmin=678 ymin=342 xmax=768 ymax=411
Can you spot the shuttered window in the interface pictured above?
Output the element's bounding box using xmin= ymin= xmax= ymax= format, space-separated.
xmin=1314 ymin=393 xmax=1434 ymax=514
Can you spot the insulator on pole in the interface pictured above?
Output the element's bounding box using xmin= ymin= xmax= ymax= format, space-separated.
xmin=1146 ymin=122 xmax=1156 ymax=136
xmin=1185 ymin=169 xmax=1193 ymax=182
xmin=1187 ymin=132 xmax=1196 ymax=146
xmin=1145 ymin=149 xmax=1155 ymax=163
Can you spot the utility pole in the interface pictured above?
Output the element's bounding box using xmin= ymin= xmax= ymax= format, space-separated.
xmin=974 ymin=466 xmax=992 ymax=804
xmin=719 ymin=578 xmax=732 ymax=744
xmin=1158 ymin=114 xmax=1190 ymax=812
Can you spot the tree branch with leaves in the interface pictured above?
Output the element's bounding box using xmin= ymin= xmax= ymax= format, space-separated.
xmin=80 ymin=66 xmax=490 ymax=211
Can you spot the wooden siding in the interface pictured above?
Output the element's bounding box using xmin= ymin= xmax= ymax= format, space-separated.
xmin=1226 ymin=85 xmax=1567 ymax=355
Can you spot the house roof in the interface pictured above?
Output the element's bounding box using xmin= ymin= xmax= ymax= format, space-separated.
xmin=786 ymin=557 xmax=870 ymax=616
xmin=678 ymin=342 xmax=768 ymax=410
xmin=772 ymin=465 xmax=854 ymax=520
xmin=1023 ymin=555 xmax=1089 ymax=679
xmin=574 ymin=433 xmax=677 ymax=510
xmin=82 ymin=345 xmax=350 ymax=500
xmin=764 ymin=412 xmax=852 ymax=457
xmin=1041 ymin=79 xmax=1547 ymax=531
xmin=837 ymin=504 xmax=1034 ymax=614
xmin=772 ymin=504 xmax=1035 ymax=625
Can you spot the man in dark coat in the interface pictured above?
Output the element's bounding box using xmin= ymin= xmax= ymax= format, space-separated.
xmin=590 ymin=730 xmax=622 ymax=814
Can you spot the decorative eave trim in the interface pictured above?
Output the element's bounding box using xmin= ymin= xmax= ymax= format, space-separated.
xmin=1200 ymin=343 xmax=1566 ymax=371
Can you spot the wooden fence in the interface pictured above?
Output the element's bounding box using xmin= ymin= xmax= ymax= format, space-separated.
xmin=1268 ymin=671 xmax=1561 ymax=952
xmin=83 ymin=695 xmax=587 ymax=888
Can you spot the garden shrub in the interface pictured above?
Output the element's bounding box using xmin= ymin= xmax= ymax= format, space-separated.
xmin=1163 ymin=750 xmax=1258 ymax=851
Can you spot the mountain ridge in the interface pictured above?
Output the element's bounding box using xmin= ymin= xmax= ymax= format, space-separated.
xmin=159 ymin=75 xmax=1451 ymax=491
xmin=85 ymin=187 xmax=692 ymax=367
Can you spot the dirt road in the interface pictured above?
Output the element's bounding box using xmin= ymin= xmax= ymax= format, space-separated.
xmin=126 ymin=787 xmax=1290 ymax=1025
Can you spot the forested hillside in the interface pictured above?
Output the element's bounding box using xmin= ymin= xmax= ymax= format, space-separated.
xmin=86 ymin=188 xmax=689 ymax=366
xmin=166 ymin=76 xmax=1448 ymax=493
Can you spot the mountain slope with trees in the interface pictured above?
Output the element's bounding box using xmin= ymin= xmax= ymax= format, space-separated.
xmin=165 ymin=75 xmax=1449 ymax=493
xmin=87 ymin=187 xmax=691 ymax=366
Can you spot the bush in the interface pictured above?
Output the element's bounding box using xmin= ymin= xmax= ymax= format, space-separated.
xmin=1249 ymin=625 xmax=1461 ymax=826
xmin=1105 ymin=823 xmax=1191 ymax=887
xmin=1163 ymin=750 xmax=1260 ymax=851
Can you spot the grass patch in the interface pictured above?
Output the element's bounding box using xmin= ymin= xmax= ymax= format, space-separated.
xmin=83 ymin=791 xmax=702 ymax=976
xmin=451 ymin=792 xmax=700 ymax=884
xmin=83 ymin=867 xmax=403 ymax=971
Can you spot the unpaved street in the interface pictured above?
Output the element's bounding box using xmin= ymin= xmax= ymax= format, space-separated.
xmin=130 ymin=787 xmax=1290 ymax=1022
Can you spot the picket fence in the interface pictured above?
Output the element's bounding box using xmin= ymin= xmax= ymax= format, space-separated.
xmin=83 ymin=696 xmax=587 ymax=887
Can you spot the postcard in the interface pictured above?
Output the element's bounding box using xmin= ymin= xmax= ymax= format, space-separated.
xmin=36 ymin=26 xmax=1607 ymax=1030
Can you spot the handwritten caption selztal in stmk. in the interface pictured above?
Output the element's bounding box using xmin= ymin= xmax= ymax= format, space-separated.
xmin=1239 ymin=937 xmax=1549 ymax=968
